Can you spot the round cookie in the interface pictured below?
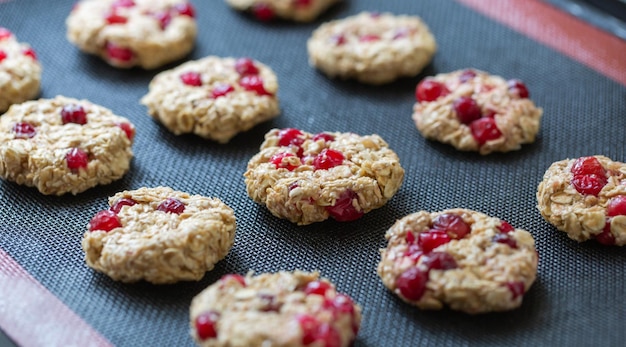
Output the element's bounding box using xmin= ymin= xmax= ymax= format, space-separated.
xmin=307 ymin=12 xmax=436 ymax=85
xmin=0 ymin=27 xmax=41 ymax=113
xmin=66 ymin=0 xmax=197 ymax=69
xmin=377 ymin=209 xmax=538 ymax=314
xmin=141 ymin=56 xmax=280 ymax=143
xmin=226 ymin=0 xmax=340 ymax=22
xmin=412 ymin=69 xmax=543 ymax=155
xmin=537 ymin=155 xmax=626 ymax=246
xmin=82 ymin=187 xmax=236 ymax=284
xmin=244 ymin=128 xmax=405 ymax=225
xmin=0 ymin=96 xmax=134 ymax=195
xmin=190 ymin=271 xmax=361 ymax=347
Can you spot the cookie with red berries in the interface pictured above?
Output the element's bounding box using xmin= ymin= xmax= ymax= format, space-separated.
xmin=66 ymin=0 xmax=197 ymax=69
xmin=226 ymin=0 xmax=340 ymax=22
xmin=0 ymin=27 xmax=41 ymax=113
xmin=412 ymin=69 xmax=543 ymax=155
xmin=377 ymin=209 xmax=538 ymax=314
xmin=537 ymin=155 xmax=626 ymax=246
xmin=190 ymin=271 xmax=361 ymax=346
xmin=244 ymin=128 xmax=405 ymax=225
xmin=82 ymin=187 xmax=236 ymax=284
xmin=0 ymin=96 xmax=134 ymax=195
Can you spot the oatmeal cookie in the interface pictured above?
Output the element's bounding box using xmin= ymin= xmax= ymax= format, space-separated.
xmin=66 ymin=0 xmax=197 ymax=69
xmin=244 ymin=128 xmax=405 ymax=225
xmin=141 ymin=56 xmax=280 ymax=143
xmin=190 ymin=271 xmax=361 ymax=346
xmin=537 ymin=155 xmax=626 ymax=246
xmin=226 ymin=0 xmax=340 ymax=22
xmin=82 ymin=187 xmax=236 ymax=284
xmin=412 ymin=69 xmax=543 ymax=155
xmin=0 ymin=27 xmax=41 ymax=113
xmin=307 ymin=11 xmax=436 ymax=85
xmin=377 ymin=209 xmax=538 ymax=314
xmin=0 ymin=96 xmax=134 ymax=195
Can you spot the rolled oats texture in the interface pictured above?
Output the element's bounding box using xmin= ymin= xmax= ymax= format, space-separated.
xmin=225 ymin=0 xmax=341 ymax=22
xmin=0 ymin=30 xmax=41 ymax=113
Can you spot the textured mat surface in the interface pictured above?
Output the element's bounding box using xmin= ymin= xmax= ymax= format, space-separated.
xmin=1 ymin=0 xmax=625 ymax=346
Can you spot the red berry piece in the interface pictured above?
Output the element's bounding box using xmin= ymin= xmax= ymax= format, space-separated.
xmin=252 ymin=3 xmax=275 ymax=21
xmin=571 ymin=174 xmax=607 ymax=196
xmin=326 ymin=190 xmax=363 ymax=222
xmin=278 ymin=128 xmax=304 ymax=147
xmin=61 ymin=104 xmax=87 ymax=125
xmin=314 ymin=323 xmax=341 ymax=347
xmin=404 ymin=244 xmax=423 ymax=262
xmin=596 ymin=222 xmax=616 ymax=246
xmin=607 ymin=195 xmax=626 ymax=216
xmin=211 ymin=83 xmax=235 ymax=99
xmin=220 ymin=274 xmax=246 ymax=287
xmin=506 ymin=281 xmax=525 ymax=300
xmin=258 ymin=293 xmax=280 ymax=312
xmin=105 ymin=42 xmax=134 ymax=63
xmin=66 ymin=148 xmax=88 ymax=171
xmin=270 ymin=152 xmax=299 ymax=171
xmin=571 ymin=156 xmax=606 ymax=177
xmin=105 ymin=11 xmax=127 ymax=25
xmin=415 ymin=78 xmax=450 ymax=102
xmin=312 ymin=133 xmax=335 ymax=142
xmin=0 ymin=27 xmax=12 ymax=41
xmin=234 ymin=57 xmax=259 ymax=76
xmin=492 ymin=233 xmax=518 ymax=248
xmin=116 ymin=122 xmax=135 ymax=141
xmin=313 ymin=149 xmax=345 ymax=170
xmin=110 ymin=198 xmax=136 ymax=214
xmin=498 ymin=221 xmax=515 ymax=233
xmin=22 ymin=48 xmax=37 ymax=60
xmin=174 ymin=2 xmax=196 ymax=17
xmin=157 ymin=198 xmax=185 ymax=214
xmin=195 ymin=311 xmax=219 ymax=340
xmin=304 ymin=280 xmax=332 ymax=296
xmin=88 ymin=210 xmax=122 ymax=232
xmin=392 ymin=27 xmax=410 ymax=40
xmin=180 ymin=71 xmax=202 ymax=86
xmin=329 ymin=294 xmax=355 ymax=315
xmin=422 ymin=251 xmax=457 ymax=271
xmin=12 ymin=122 xmax=36 ymax=139
xmin=0 ymin=50 xmax=6 ymax=63
xmin=153 ymin=11 xmax=172 ymax=30
xmin=484 ymin=109 xmax=497 ymax=118
xmin=418 ymin=230 xmax=451 ymax=253
xmin=432 ymin=214 xmax=470 ymax=239
xmin=297 ymin=314 xmax=319 ymax=345
xmin=240 ymin=75 xmax=271 ymax=96
xmin=453 ymin=96 xmax=482 ymax=124
xmin=293 ymin=0 xmax=312 ymax=8
xmin=470 ymin=117 xmax=502 ymax=145
xmin=459 ymin=69 xmax=477 ymax=83
xmin=405 ymin=231 xmax=416 ymax=244
xmin=329 ymin=34 xmax=346 ymax=46
xmin=396 ymin=267 xmax=428 ymax=301
xmin=359 ymin=34 xmax=380 ymax=42
xmin=112 ymin=0 xmax=135 ymax=9
xmin=507 ymin=79 xmax=529 ymax=98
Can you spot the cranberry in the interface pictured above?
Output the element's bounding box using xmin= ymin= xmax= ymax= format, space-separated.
xmin=259 ymin=293 xmax=280 ymax=312
xmin=459 ymin=69 xmax=477 ymax=83
xmin=418 ymin=230 xmax=451 ymax=253
xmin=180 ymin=71 xmax=202 ymax=86
xmin=88 ymin=210 xmax=121 ymax=232
xmin=105 ymin=42 xmax=134 ymax=62
xmin=571 ymin=174 xmax=607 ymax=196
xmin=270 ymin=152 xmax=299 ymax=171
xmin=22 ymin=48 xmax=37 ymax=60
xmin=453 ymin=96 xmax=482 ymax=124
xmin=329 ymin=34 xmax=346 ymax=46
xmin=415 ymin=79 xmax=450 ymax=102
xmin=498 ymin=221 xmax=515 ymax=233
xmin=240 ymin=75 xmax=271 ymax=96
xmin=326 ymin=190 xmax=363 ymax=222
xmin=432 ymin=214 xmax=470 ymax=239
xmin=507 ymin=79 xmax=529 ymax=98
xmin=116 ymin=122 xmax=135 ymax=141
xmin=61 ymin=104 xmax=87 ymax=125
xmin=392 ymin=28 xmax=410 ymax=40
xmin=607 ymin=196 xmax=626 ymax=216
xmin=234 ymin=57 xmax=259 ymax=76
xmin=211 ymin=83 xmax=235 ymax=99
xmin=312 ymin=133 xmax=335 ymax=142
xmin=0 ymin=50 xmax=6 ymax=63
xmin=174 ymin=2 xmax=196 ymax=17
xmin=484 ymin=109 xmax=497 ymax=118
xmin=220 ymin=274 xmax=246 ymax=286
xmin=506 ymin=281 xmax=525 ymax=300
xmin=278 ymin=128 xmax=304 ymax=147
xmin=314 ymin=323 xmax=341 ymax=347
xmin=112 ymin=0 xmax=135 ymax=8
xmin=405 ymin=231 xmax=416 ymax=244
xmin=0 ymin=27 xmax=12 ymax=41
xmin=293 ymin=0 xmax=312 ymax=7
xmin=492 ymin=233 xmax=518 ymax=248
xmin=396 ymin=267 xmax=428 ymax=301
xmin=66 ymin=148 xmax=88 ymax=171
xmin=12 ymin=122 xmax=36 ymax=139
xmin=571 ymin=156 xmax=606 ymax=177
xmin=195 ymin=311 xmax=219 ymax=340
xmin=313 ymin=149 xmax=344 ymax=170
xmin=596 ymin=222 xmax=616 ymax=246
xmin=304 ymin=280 xmax=332 ymax=296
xmin=297 ymin=314 xmax=319 ymax=345
xmin=469 ymin=117 xmax=502 ymax=145
xmin=110 ymin=198 xmax=136 ymax=214
xmin=359 ymin=34 xmax=380 ymax=42
xmin=105 ymin=11 xmax=127 ymax=25
xmin=252 ymin=3 xmax=275 ymax=21
xmin=153 ymin=11 xmax=172 ymax=30
xmin=157 ymin=198 xmax=185 ymax=214
xmin=329 ymin=294 xmax=355 ymax=315
xmin=404 ymin=244 xmax=423 ymax=262
xmin=421 ymin=252 xmax=457 ymax=270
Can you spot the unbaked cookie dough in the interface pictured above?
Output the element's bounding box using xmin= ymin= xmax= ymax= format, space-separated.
xmin=141 ymin=56 xmax=280 ymax=143
xmin=244 ymin=128 xmax=405 ymax=225
xmin=226 ymin=0 xmax=340 ymax=22
xmin=82 ymin=187 xmax=236 ymax=284
xmin=412 ymin=69 xmax=543 ymax=155
xmin=537 ymin=155 xmax=626 ymax=246
xmin=377 ymin=209 xmax=538 ymax=314
xmin=66 ymin=0 xmax=197 ymax=69
xmin=0 ymin=27 xmax=41 ymax=113
xmin=0 ymin=96 xmax=134 ymax=195
xmin=307 ymin=11 xmax=436 ymax=85
xmin=190 ymin=271 xmax=361 ymax=346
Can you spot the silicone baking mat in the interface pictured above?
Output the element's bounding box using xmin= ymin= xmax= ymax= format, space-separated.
xmin=1 ymin=0 xmax=625 ymax=346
